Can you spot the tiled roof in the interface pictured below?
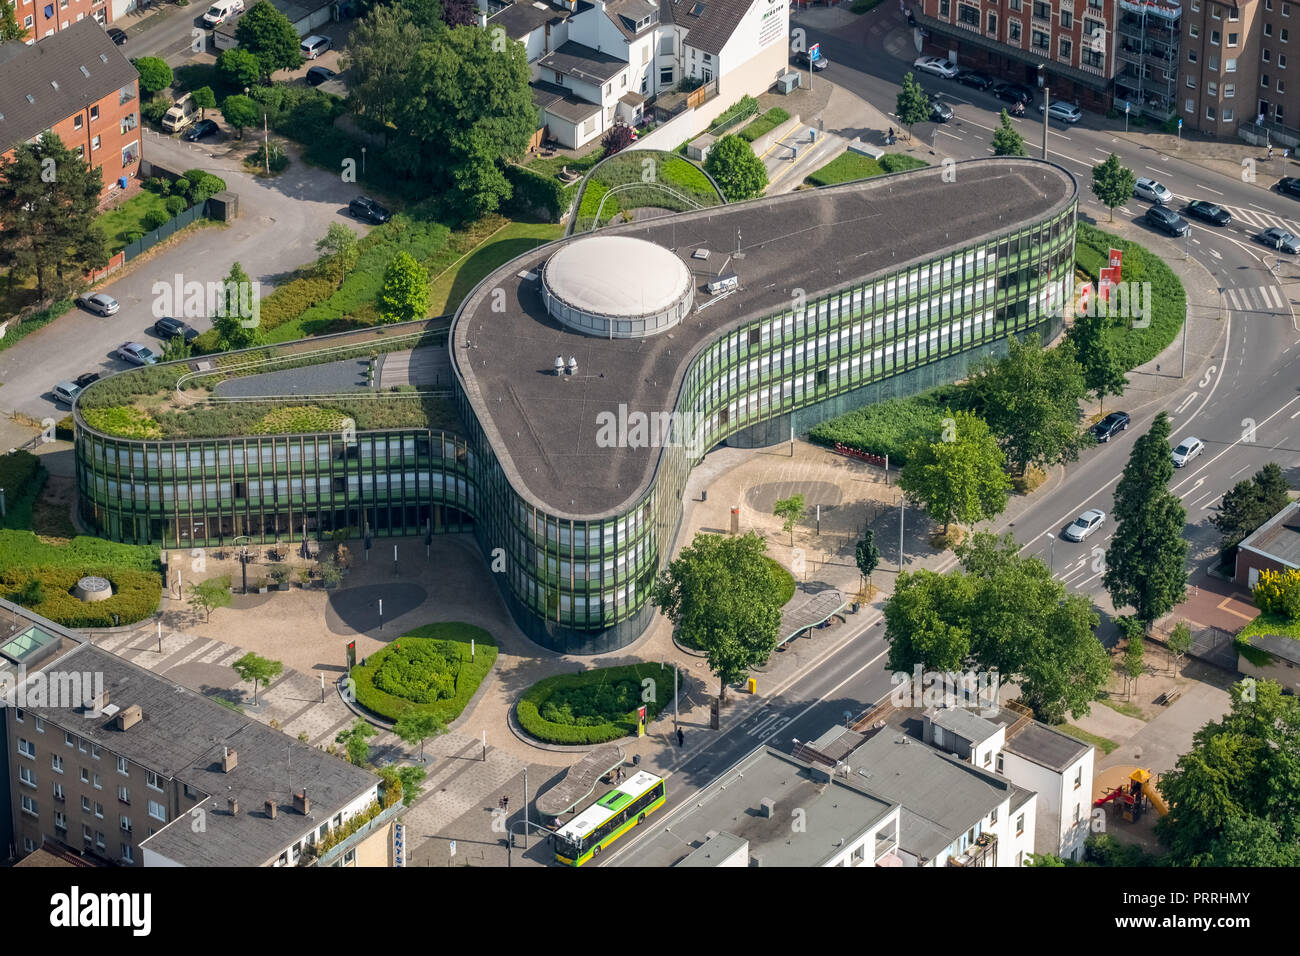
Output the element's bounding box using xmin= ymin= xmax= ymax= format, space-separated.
xmin=538 ymin=40 xmax=628 ymax=83
xmin=673 ymin=0 xmax=756 ymax=56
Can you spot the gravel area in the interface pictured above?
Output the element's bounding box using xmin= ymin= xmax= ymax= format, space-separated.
xmin=214 ymin=358 xmax=371 ymax=398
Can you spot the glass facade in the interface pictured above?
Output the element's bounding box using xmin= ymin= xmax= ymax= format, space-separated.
xmin=76 ymin=196 xmax=1076 ymax=656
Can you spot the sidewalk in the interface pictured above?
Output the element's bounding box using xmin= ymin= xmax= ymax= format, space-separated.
xmin=1110 ymin=123 xmax=1300 ymax=196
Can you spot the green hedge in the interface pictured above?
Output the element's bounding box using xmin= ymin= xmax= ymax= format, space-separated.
xmin=709 ymin=95 xmax=760 ymax=136
xmin=0 ymin=566 xmax=161 ymax=629
xmin=0 ymin=299 xmax=75 ymax=355
xmin=808 ymin=385 xmax=964 ymax=463
xmin=879 ymin=154 xmax=930 ymax=173
xmin=738 ymin=107 xmax=790 ymax=143
xmin=350 ymin=623 xmax=497 ymax=723
xmin=517 ymin=662 xmax=678 ymax=745
xmin=0 ymin=452 xmax=42 ymax=530
xmin=504 ymin=164 xmax=568 ymax=223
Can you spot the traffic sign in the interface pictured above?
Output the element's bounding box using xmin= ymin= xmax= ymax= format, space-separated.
xmin=809 ymin=42 xmax=820 ymax=61
xmin=1178 ymin=118 xmax=1183 ymax=129
xmin=449 ymin=840 xmax=457 ymax=857
xmin=1125 ymin=101 xmax=1131 ymax=114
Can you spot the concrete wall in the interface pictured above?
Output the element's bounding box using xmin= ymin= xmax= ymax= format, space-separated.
xmin=744 ymin=112 xmax=800 ymax=157
xmin=631 ymin=91 xmax=736 ymax=153
xmin=354 ymin=819 xmax=393 ymax=866
xmin=1001 ymin=745 xmax=1093 ymax=861
xmin=1238 ymin=647 xmax=1300 ymax=694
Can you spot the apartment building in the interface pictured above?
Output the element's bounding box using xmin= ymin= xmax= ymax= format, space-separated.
xmin=9 ymin=0 xmax=111 ymax=43
xmin=0 ymin=600 xmax=396 ymax=867
xmin=0 ymin=17 xmax=140 ymax=199
xmin=916 ymin=0 xmax=1118 ymax=111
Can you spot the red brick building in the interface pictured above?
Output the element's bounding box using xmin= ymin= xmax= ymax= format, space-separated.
xmin=11 ymin=0 xmax=112 ymax=42
xmin=0 ymin=17 xmax=140 ymax=199
xmin=1234 ymin=500 xmax=1300 ymax=588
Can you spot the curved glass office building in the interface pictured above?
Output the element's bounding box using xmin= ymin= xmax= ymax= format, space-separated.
xmin=76 ymin=159 xmax=1078 ymax=654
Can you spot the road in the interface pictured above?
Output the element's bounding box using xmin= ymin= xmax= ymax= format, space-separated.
xmin=120 ymin=2 xmax=223 ymax=67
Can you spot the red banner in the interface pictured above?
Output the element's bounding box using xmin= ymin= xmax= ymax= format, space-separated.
xmin=1108 ymin=248 xmax=1123 ymax=272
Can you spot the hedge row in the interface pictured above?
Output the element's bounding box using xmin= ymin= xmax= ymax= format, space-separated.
xmin=516 ymin=662 xmax=677 ymax=745
xmin=808 ymin=385 xmax=965 ymax=463
xmin=0 ymin=452 xmax=42 ymax=530
xmin=350 ymin=623 xmax=498 ymax=723
xmin=0 ymin=565 xmax=161 ymax=629
xmin=738 ymin=107 xmax=791 ymax=143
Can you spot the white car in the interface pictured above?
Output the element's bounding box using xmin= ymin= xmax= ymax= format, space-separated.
xmin=1064 ymin=509 xmax=1106 ymax=542
xmin=1039 ymin=101 xmax=1082 ymax=123
xmin=300 ymin=34 xmax=331 ymax=59
xmin=116 ymin=342 xmax=159 ymax=366
xmin=1134 ymin=177 xmax=1174 ymax=205
xmin=1171 ymin=436 xmax=1204 ymax=467
xmin=77 ymin=292 xmax=119 ymax=316
xmin=913 ymin=55 xmax=960 ymax=79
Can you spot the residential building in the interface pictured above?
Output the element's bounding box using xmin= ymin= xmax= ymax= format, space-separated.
xmin=1233 ymin=499 xmax=1300 ymax=587
xmin=0 ymin=598 xmax=396 ymax=867
xmin=916 ymin=0 xmax=1118 ymax=112
xmin=10 ymin=0 xmax=111 ymax=44
xmin=0 ymin=17 xmax=140 ymax=199
xmin=1114 ymin=0 xmax=1182 ymax=123
xmin=212 ymin=0 xmax=339 ymax=50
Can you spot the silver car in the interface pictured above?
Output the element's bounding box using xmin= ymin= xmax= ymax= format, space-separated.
xmin=78 ymin=292 xmax=119 ymax=316
xmin=1171 ymin=437 xmax=1204 ymax=467
xmin=116 ymin=342 xmax=158 ymax=366
xmin=913 ymin=55 xmax=960 ymax=79
xmin=1064 ymin=509 xmax=1106 ymax=542
xmin=1134 ymin=178 xmax=1174 ymax=204
xmin=1039 ymin=101 xmax=1083 ymax=123
xmin=1257 ymin=226 xmax=1300 ymax=253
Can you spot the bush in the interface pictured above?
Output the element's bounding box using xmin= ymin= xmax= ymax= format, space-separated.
xmin=248 ymin=141 xmax=289 ymax=174
xmin=141 ymin=94 xmax=173 ymax=125
xmin=55 ymin=415 xmax=75 ymax=441
xmin=123 ymin=230 xmax=144 ymax=244
xmin=79 ymin=406 xmax=163 ymax=440
xmin=517 ymin=663 xmax=677 ymax=745
xmin=709 ymin=95 xmax=760 ymax=136
xmin=350 ymin=623 xmax=497 ymax=723
xmin=879 ymin=153 xmax=930 ymax=173
xmin=738 ymin=107 xmax=790 ymax=143
xmin=170 ymin=175 xmax=193 ymax=200
xmin=184 ymin=169 xmax=227 ymax=204
xmin=1 ymin=566 xmax=161 ymax=628
xmin=143 ymin=176 xmax=171 ymax=196
xmin=503 ymin=164 xmax=568 ymax=222
xmin=164 ymin=195 xmax=187 ymax=217
xmin=809 ymin=386 xmax=964 ymax=464
xmin=1253 ymin=568 xmax=1300 ymax=621
xmin=142 ymin=209 xmax=170 ymax=231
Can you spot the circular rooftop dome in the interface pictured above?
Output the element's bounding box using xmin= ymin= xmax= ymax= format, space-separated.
xmin=541 ymin=235 xmax=694 ymax=339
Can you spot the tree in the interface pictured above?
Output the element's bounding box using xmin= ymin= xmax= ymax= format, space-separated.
xmin=1212 ymin=462 xmax=1291 ymax=560
xmin=1018 ymin=593 xmax=1111 ymax=724
xmin=773 ymin=494 xmax=805 ymax=547
xmin=1 ymin=0 xmax=28 ymax=42
xmin=440 ymin=0 xmax=479 ymax=27
xmin=855 ymin=530 xmax=879 ymax=592
xmin=161 ymin=333 xmax=192 ymax=362
xmin=1091 ymin=153 xmax=1136 ymax=222
xmin=883 ymin=568 xmax=976 ymax=676
xmin=221 ymin=94 xmax=259 ymax=140
xmin=341 ymin=4 xmax=424 ymax=128
xmin=335 ymin=718 xmax=377 ymax=767
xmin=1156 ymin=680 xmax=1300 ymax=865
xmin=602 ymin=123 xmax=636 ymax=157
xmin=896 ymin=410 xmax=1011 ymax=534
xmin=378 ymin=764 xmax=428 ymax=806
xmin=1167 ymin=620 xmax=1192 ymax=677
xmin=217 ymin=48 xmax=262 ymax=91
xmin=133 ymin=56 xmax=174 ymax=96
xmin=704 ymin=134 xmax=768 ymax=202
xmin=1067 ymin=309 xmax=1128 ymax=416
xmin=962 ymin=333 xmax=1089 ymax=476
xmin=895 ymin=72 xmax=931 ymax=136
xmin=393 ymin=709 xmax=446 ymax=761
xmin=379 ymin=251 xmax=430 ymax=324
xmin=231 ymin=652 xmax=283 ymax=705
xmin=1104 ymin=412 xmax=1188 ymax=628
xmin=991 ymin=109 xmax=1026 ymax=156
xmin=1122 ymin=630 xmax=1145 ymax=699
xmin=315 ymin=222 xmax=360 ymax=284
xmin=192 ymin=86 xmax=217 ymax=120
xmin=651 ymin=531 xmax=783 ymax=704
xmin=235 ymin=0 xmax=304 ymax=82
xmin=186 ymin=578 xmax=231 ymax=623
xmin=0 ymin=134 xmax=110 ymax=299
xmin=210 ymin=260 xmax=260 ymax=351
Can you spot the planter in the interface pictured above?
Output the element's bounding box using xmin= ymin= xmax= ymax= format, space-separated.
xmin=276 ymin=582 xmax=290 ymax=591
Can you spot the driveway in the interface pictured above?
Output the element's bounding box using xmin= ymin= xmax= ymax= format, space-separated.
xmin=0 ymin=132 xmax=372 ymax=421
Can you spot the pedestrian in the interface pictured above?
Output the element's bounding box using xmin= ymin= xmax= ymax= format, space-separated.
xmin=676 ymin=727 xmax=685 ymax=748
xmin=502 ymin=795 xmax=509 ymax=812
xmin=1269 ymin=145 xmax=1275 ymax=160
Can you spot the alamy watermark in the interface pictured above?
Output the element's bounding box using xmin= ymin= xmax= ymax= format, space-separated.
xmin=595 ymin=404 xmax=706 ymax=457
xmin=889 ymin=665 xmax=1001 ymax=717
xmin=0 ymin=665 xmax=105 ymax=715
xmin=152 ymin=273 xmax=260 ymax=328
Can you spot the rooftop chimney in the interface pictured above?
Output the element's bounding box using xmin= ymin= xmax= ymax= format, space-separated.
xmin=222 ymin=747 xmax=238 ymax=773
xmin=265 ymin=799 xmax=277 ymax=820
xmin=293 ymin=789 xmax=310 ymax=815
xmin=228 ymin=797 xmax=239 ymax=815
xmin=760 ymin=797 xmax=775 ymax=818
xmin=114 ymin=704 xmax=142 ymax=731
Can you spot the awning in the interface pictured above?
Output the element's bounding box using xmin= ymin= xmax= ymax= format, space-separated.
xmin=535 ymin=744 xmax=627 ymax=817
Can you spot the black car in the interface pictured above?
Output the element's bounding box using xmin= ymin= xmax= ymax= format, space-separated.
xmin=73 ymin=372 xmax=101 ymax=390
xmin=993 ymin=83 xmax=1035 ymax=105
xmin=153 ymin=316 xmax=199 ymax=342
xmin=349 ymin=196 xmax=391 ymax=224
xmin=956 ymin=69 xmax=994 ymax=90
xmin=182 ymin=119 xmax=219 ymax=142
xmin=106 ymin=27 xmax=127 ymax=45
xmin=930 ymin=99 xmax=954 ymax=123
xmin=1183 ymin=199 xmax=1231 ymax=226
xmin=1091 ymin=411 xmax=1131 ymax=443
xmin=793 ymin=50 xmax=829 ymax=71
xmin=1277 ymin=177 xmax=1300 ymax=199
xmin=1145 ymin=204 xmax=1190 ymax=237
xmin=306 ymin=66 xmax=337 ymax=86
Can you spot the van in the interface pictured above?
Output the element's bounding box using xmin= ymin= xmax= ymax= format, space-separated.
xmin=202 ymin=0 xmax=243 ymax=27
xmin=161 ymin=93 xmax=198 ymax=133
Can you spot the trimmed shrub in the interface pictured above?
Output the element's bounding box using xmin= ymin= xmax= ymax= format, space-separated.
xmin=164 ymin=195 xmax=187 ymax=217
xmin=879 ymin=153 xmax=930 ymax=173
xmin=737 ymin=107 xmax=790 ymax=143
xmin=184 ymin=169 xmax=227 ymax=204
xmin=55 ymin=415 xmax=75 ymax=441
xmin=350 ymin=623 xmax=497 ymax=723
xmin=808 ymin=386 xmax=964 ymax=463
xmin=142 ymin=209 xmax=170 ymax=231
xmin=143 ymin=176 xmax=171 ymax=196
xmin=517 ymin=662 xmax=677 ymax=745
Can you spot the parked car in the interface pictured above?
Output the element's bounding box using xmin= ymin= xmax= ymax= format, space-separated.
xmin=52 ymin=381 xmax=82 ymax=407
xmin=306 ymin=66 xmax=337 ymax=87
xmin=300 ymin=34 xmax=332 ymax=59
xmin=77 ymin=292 xmax=119 ymax=316
xmin=202 ymin=0 xmax=243 ymax=27
xmin=956 ymin=69 xmax=994 ymax=90
xmin=1276 ymin=177 xmax=1300 ymax=199
xmin=160 ymin=93 xmax=198 ymax=133
xmin=1039 ymin=101 xmax=1082 ymax=123
xmin=1145 ymin=204 xmax=1190 ymax=237
xmin=153 ymin=316 xmax=199 ymax=343
xmin=1183 ymin=199 xmax=1231 ymax=226
xmin=116 ymin=342 xmax=159 ymax=366
xmin=1171 ymin=436 xmax=1204 ymax=467
xmin=183 ymin=118 xmax=219 ymax=142
xmin=1090 ymin=411 xmax=1131 ymax=443
xmin=1257 ymin=226 xmax=1300 ymax=253
xmin=106 ymin=27 xmax=127 ymax=45
xmin=1064 ymin=509 xmax=1106 ymax=542
xmin=1133 ymin=177 xmax=1174 ymax=204
xmin=73 ymin=372 xmax=101 ymax=390
xmin=348 ymin=196 xmax=391 ymax=224
xmin=913 ymin=55 xmax=959 ymax=79
xmin=992 ymin=83 xmax=1035 ymax=105
xmin=930 ymin=99 xmax=954 ymax=123
xmin=793 ymin=50 xmax=829 ymax=71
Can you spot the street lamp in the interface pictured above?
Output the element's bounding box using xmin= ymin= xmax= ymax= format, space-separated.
xmin=233 ymin=535 xmax=252 ymax=593
xmin=505 ymin=818 xmax=554 ymax=867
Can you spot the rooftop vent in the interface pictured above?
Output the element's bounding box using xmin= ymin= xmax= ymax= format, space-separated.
xmin=566 ymin=356 xmax=578 ymax=375
xmin=760 ymin=797 xmax=775 ymax=818
xmin=222 ymin=747 xmax=238 ymax=773
xmin=114 ymin=703 xmax=142 ymax=731
xmin=79 ymin=65 xmax=89 ymax=77
xmin=228 ymin=797 xmax=239 ymax=815
xmin=265 ymin=799 xmax=277 ymax=820
xmin=85 ymin=687 xmax=109 ymax=713
xmin=706 ymin=273 xmax=739 ymax=295
xmin=25 ymin=94 xmax=34 ymax=104
xmin=554 ymin=355 xmax=565 ymax=375
xmin=50 ymin=80 xmax=59 ymax=90
xmin=293 ymin=789 xmax=310 ymax=815
xmin=691 ymin=248 xmax=710 ymax=260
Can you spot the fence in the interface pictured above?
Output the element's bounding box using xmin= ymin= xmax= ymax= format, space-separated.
xmin=121 ymin=199 xmax=211 ymax=263
xmin=1150 ymin=619 xmax=1239 ymax=673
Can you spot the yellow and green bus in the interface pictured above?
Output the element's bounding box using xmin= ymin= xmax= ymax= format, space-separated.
xmin=554 ymin=770 xmax=667 ymax=866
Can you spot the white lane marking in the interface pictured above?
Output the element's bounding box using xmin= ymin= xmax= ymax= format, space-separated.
xmin=1171 ymin=393 xmax=1300 ymax=496
xmin=1195 ymin=184 xmax=1224 ymax=196
xmin=1174 ymin=392 xmax=1198 ymax=415
xmin=936 ymin=128 xmax=963 ymax=140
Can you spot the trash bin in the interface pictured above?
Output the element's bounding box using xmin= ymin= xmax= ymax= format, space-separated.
xmin=701 ymin=489 xmax=708 ymax=502
xmin=632 ymin=754 xmax=641 ymax=765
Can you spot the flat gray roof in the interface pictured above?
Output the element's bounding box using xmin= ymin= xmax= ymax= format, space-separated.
xmin=676 ymin=830 xmax=747 ymax=866
xmin=452 ymin=159 xmax=1076 ymax=519
xmin=927 ymin=705 xmax=1000 ymax=744
xmin=1247 ymin=632 xmax=1300 ymax=665
xmin=1239 ymin=501 xmax=1300 ymax=569
xmin=1002 ymin=721 xmax=1089 ymax=773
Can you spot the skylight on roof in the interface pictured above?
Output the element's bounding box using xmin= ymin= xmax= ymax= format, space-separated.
xmin=25 ymin=94 xmax=34 ymax=104
xmin=80 ymin=65 xmax=90 ymax=77
xmin=689 ymin=1 xmax=705 ymax=15
xmin=99 ymin=53 xmax=107 ymax=63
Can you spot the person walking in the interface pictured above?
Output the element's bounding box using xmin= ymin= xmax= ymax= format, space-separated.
xmin=676 ymin=727 xmax=685 ymax=748
xmin=1269 ymin=144 xmax=1275 ymax=161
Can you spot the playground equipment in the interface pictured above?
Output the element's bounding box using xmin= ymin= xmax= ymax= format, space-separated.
xmin=1093 ymin=768 xmax=1168 ymax=823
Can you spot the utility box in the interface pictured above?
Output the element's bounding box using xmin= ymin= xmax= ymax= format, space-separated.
xmin=207 ymin=190 xmax=240 ymax=222
xmin=747 ymin=677 xmax=757 ymax=695
xmin=776 ymin=72 xmax=801 ymax=94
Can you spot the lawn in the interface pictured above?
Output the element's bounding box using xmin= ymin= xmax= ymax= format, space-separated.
xmin=350 ymin=622 xmax=497 ymax=724
xmin=96 ymin=191 xmax=170 ymax=254
xmin=1099 ymin=697 xmax=1145 ymax=720
xmin=1057 ymin=723 xmax=1119 ymax=755
xmin=1238 ymin=611 xmax=1300 ymax=640
xmin=805 ymin=151 xmax=929 ymax=187
xmin=428 ymin=219 xmax=563 ymax=315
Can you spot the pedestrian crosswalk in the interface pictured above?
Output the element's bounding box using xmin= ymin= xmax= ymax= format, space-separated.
xmin=1215 ymin=201 xmax=1300 ymax=234
xmin=1223 ymin=284 xmax=1290 ymax=314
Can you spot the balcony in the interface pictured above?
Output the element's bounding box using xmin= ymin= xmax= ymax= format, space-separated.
xmin=306 ymin=799 xmax=402 ymax=867
xmin=949 ymin=832 xmax=998 ymax=867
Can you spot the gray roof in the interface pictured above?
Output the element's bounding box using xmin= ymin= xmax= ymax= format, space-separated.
xmin=927 ymin=705 xmax=1000 ymax=745
xmin=20 ymin=643 xmax=378 ymax=867
xmin=488 ymin=1 xmax=570 ymax=39
xmin=1246 ymin=632 xmax=1300 ymax=665
xmin=675 ymin=829 xmax=747 ymax=866
xmin=452 ymin=159 xmax=1077 ymax=519
xmin=0 ymin=19 xmax=139 ymax=153
xmin=531 ymin=80 xmax=603 ymax=123
xmin=1002 ymin=721 xmax=1089 ymax=773
xmin=1238 ymin=500 xmax=1300 ymax=569
xmin=538 ymin=40 xmax=628 ymax=83
xmin=605 ymin=0 xmax=660 ymax=39
xmin=674 ymin=0 xmax=754 ymax=55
